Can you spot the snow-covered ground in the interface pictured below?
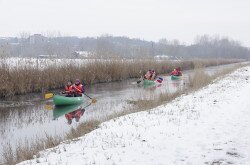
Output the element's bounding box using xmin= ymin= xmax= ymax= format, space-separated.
xmin=19 ymin=66 xmax=250 ymax=165
xmin=0 ymin=57 xmax=94 ymax=69
xmin=1 ymin=57 xmax=180 ymax=70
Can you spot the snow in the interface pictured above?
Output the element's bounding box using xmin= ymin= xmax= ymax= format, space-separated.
xmin=0 ymin=57 xmax=92 ymax=70
xmin=19 ymin=66 xmax=250 ymax=165
xmin=1 ymin=57 xmax=184 ymax=70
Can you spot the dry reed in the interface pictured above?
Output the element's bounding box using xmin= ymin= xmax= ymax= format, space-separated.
xmin=0 ymin=59 xmax=242 ymax=97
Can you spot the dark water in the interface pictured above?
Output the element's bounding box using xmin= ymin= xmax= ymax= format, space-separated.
xmin=0 ymin=63 xmax=241 ymax=163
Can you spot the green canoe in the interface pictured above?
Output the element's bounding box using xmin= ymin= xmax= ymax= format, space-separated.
xmin=143 ymin=79 xmax=156 ymax=88
xmin=171 ymin=75 xmax=181 ymax=80
xmin=53 ymin=95 xmax=84 ymax=106
xmin=53 ymin=104 xmax=83 ymax=119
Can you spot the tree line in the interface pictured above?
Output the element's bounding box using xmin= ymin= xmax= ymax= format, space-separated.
xmin=0 ymin=34 xmax=249 ymax=59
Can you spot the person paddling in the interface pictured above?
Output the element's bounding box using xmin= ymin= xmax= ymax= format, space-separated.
xmin=144 ymin=69 xmax=156 ymax=80
xmin=144 ymin=69 xmax=152 ymax=80
xmin=137 ymin=69 xmax=158 ymax=84
xmin=73 ymin=79 xmax=85 ymax=97
xmin=171 ymin=69 xmax=178 ymax=76
xmin=171 ymin=67 xmax=182 ymax=76
xmin=176 ymin=67 xmax=182 ymax=76
xmin=64 ymin=80 xmax=74 ymax=97
xmin=151 ymin=70 xmax=156 ymax=80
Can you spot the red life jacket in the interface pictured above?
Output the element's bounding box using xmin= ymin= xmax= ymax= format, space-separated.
xmin=73 ymin=84 xmax=83 ymax=95
xmin=65 ymin=85 xmax=73 ymax=95
xmin=145 ymin=71 xmax=153 ymax=80
xmin=176 ymin=68 xmax=182 ymax=76
xmin=171 ymin=70 xmax=178 ymax=76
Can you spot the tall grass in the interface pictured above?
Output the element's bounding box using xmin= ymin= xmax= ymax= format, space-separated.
xmin=0 ymin=58 xmax=243 ymax=97
xmin=2 ymin=135 xmax=63 ymax=165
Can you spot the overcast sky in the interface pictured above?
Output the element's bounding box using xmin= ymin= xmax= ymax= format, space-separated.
xmin=0 ymin=0 xmax=249 ymax=46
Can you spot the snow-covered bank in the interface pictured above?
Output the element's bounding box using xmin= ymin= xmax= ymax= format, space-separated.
xmin=19 ymin=67 xmax=250 ymax=165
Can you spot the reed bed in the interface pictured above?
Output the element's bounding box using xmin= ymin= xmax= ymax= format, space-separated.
xmin=0 ymin=58 xmax=242 ymax=97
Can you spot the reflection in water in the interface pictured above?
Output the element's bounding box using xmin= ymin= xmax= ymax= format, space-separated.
xmin=52 ymin=103 xmax=90 ymax=120
xmin=52 ymin=104 xmax=87 ymax=125
xmin=65 ymin=108 xmax=85 ymax=125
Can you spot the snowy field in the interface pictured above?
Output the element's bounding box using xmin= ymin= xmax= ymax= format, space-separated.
xmin=0 ymin=57 xmax=97 ymax=69
xmin=0 ymin=57 xmax=180 ymax=70
xmin=19 ymin=66 xmax=250 ymax=165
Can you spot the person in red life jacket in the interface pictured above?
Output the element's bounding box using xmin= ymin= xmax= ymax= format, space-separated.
xmin=64 ymin=80 xmax=74 ymax=97
xmin=176 ymin=67 xmax=182 ymax=76
xmin=144 ymin=69 xmax=156 ymax=80
xmin=151 ymin=70 xmax=156 ymax=80
xmin=170 ymin=69 xmax=179 ymax=76
xmin=73 ymin=79 xmax=85 ymax=97
xmin=144 ymin=69 xmax=152 ymax=80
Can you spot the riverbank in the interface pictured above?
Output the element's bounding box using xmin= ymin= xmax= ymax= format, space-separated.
xmin=0 ymin=58 xmax=242 ymax=97
xmin=18 ymin=66 xmax=250 ymax=164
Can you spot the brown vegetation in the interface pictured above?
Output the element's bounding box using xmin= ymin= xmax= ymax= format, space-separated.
xmin=0 ymin=58 xmax=243 ymax=97
xmin=2 ymin=134 xmax=63 ymax=165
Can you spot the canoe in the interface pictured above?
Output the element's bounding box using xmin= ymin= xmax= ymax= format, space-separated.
xmin=53 ymin=95 xmax=84 ymax=106
xmin=171 ymin=75 xmax=181 ymax=80
xmin=53 ymin=104 xmax=83 ymax=119
xmin=143 ymin=79 xmax=156 ymax=86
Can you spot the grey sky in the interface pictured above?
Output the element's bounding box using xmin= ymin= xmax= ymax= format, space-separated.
xmin=0 ymin=0 xmax=249 ymax=46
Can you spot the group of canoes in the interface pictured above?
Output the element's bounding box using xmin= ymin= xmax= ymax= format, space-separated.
xmin=55 ymin=68 xmax=182 ymax=105
xmin=138 ymin=67 xmax=182 ymax=86
xmin=52 ymin=67 xmax=182 ymax=123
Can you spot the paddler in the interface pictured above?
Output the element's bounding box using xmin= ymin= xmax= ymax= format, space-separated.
xmin=151 ymin=69 xmax=156 ymax=80
xmin=170 ymin=69 xmax=179 ymax=76
xmin=144 ymin=69 xmax=156 ymax=80
xmin=176 ymin=67 xmax=182 ymax=76
xmin=64 ymin=80 xmax=74 ymax=97
xmin=73 ymin=79 xmax=85 ymax=97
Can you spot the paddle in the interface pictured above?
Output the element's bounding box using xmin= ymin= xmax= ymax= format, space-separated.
xmin=137 ymin=77 xmax=144 ymax=84
xmin=44 ymin=92 xmax=55 ymax=99
xmin=83 ymin=93 xmax=97 ymax=103
xmin=44 ymin=91 xmax=65 ymax=99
